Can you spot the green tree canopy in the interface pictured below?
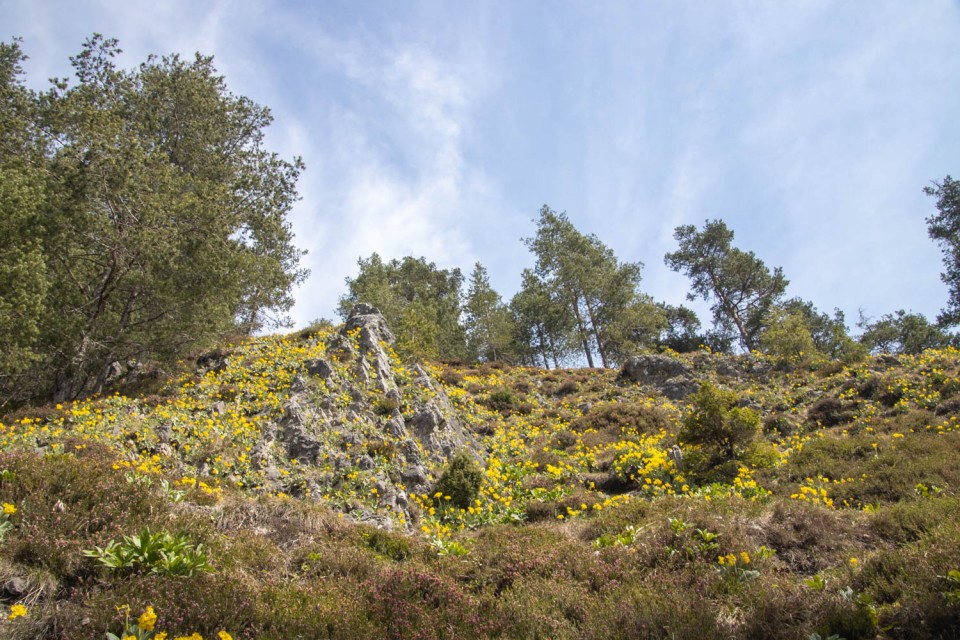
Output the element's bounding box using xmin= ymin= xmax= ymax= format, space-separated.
xmin=925 ymin=175 xmax=960 ymax=326
xmin=0 ymin=35 xmax=308 ymax=406
xmin=603 ymin=296 xmax=667 ymax=361
xmin=858 ymin=310 xmax=954 ymax=355
xmin=654 ymin=304 xmax=704 ymax=353
xmin=763 ymin=298 xmax=866 ymax=363
xmin=338 ymin=254 xmax=467 ymax=361
xmin=0 ymin=40 xmax=49 ymax=395
xmin=524 ymin=205 xmax=645 ymax=367
xmin=509 ymin=269 xmax=577 ymax=368
xmin=665 ymin=219 xmax=788 ymax=352
xmin=464 ymin=263 xmax=516 ymax=363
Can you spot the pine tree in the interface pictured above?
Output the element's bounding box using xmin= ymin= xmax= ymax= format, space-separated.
xmin=925 ymin=175 xmax=960 ymax=326
xmin=464 ymin=263 xmax=515 ymax=362
xmin=339 ymin=254 xmax=467 ymax=361
xmin=665 ymin=219 xmax=787 ymax=352
xmin=524 ymin=205 xmax=644 ymax=367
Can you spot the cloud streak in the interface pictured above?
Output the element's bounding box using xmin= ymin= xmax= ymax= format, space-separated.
xmin=6 ymin=0 xmax=960 ymax=333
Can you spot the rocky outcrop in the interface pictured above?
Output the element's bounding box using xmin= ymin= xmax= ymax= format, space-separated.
xmin=248 ymin=304 xmax=478 ymax=530
xmin=622 ymin=355 xmax=692 ymax=383
xmin=622 ymin=355 xmax=698 ymax=400
xmin=340 ymin=303 xmax=399 ymax=397
xmin=622 ymin=352 xmax=779 ymax=401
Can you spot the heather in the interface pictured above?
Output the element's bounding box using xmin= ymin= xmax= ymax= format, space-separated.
xmin=0 ymin=316 xmax=959 ymax=638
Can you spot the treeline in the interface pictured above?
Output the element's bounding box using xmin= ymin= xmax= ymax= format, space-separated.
xmin=340 ymin=194 xmax=960 ymax=366
xmin=3 ymin=34 xmax=958 ymax=409
xmin=0 ymin=36 xmax=307 ymax=408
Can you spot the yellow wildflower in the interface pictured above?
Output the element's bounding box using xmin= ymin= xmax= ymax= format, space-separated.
xmin=138 ymin=606 xmax=157 ymax=631
xmin=2 ymin=503 xmax=15 ymax=515
xmin=7 ymin=604 xmax=26 ymax=620
xmin=218 ymin=632 xmax=233 ymax=640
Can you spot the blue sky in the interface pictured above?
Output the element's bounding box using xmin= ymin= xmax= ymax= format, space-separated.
xmin=5 ymin=1 xmax=960 ymax=332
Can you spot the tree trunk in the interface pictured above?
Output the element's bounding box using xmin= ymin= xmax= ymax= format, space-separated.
xmin=584 ymin=298 xmax=608 ymax=368
xmin=92 ymin=290 xmax=139 ymax=394
xmin=535 ymin=324 xmax=550 ymax=369
xmin=707 ymin=269 xmax=753 ymax=352
xmin=570 ymin=295 xmax=595 ymax=368
xmin=546 ymin=331 xmax=561 ymax=369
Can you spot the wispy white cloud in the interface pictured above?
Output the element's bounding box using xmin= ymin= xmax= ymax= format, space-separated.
xmin=7 ymin=0 xmax=960 ymax=333
xmin=258 ymin=15 xmax=503 ymax=324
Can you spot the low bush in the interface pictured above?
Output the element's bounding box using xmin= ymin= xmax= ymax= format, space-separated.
xmin=570 ymin=401 xmax=671 ymax=437
xmin=362 ymin=527 xmax=414 ymax=561
xmin=434 ymin=451 xmax=483 ymax=509
xmin=679 ymin=383 xmax=759 ymax=465
xmin=806 ymin=396 xmax=855 ymax=426
xmin=372 ymin=396 xmax=399 ymax=415
xmin=483 ymin=388 xmax=518 ymax=413
xmin=0 ymin=448 xmax=163 ymax=579
xmin=555 ymin=378 xmax=580 ymax=396
xmin=763 ymin=413 xmax=800 ymax=437
xmin=364 ymin=567 xmax=483 ymax=640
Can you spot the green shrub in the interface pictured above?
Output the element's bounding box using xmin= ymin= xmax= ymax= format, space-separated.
xmin=483 ymin=388 xmax=518 ymax=413
xmin=372 ymin=397 xmax=399 ymax=416
xmin=763 ymin=413 xmax=799 ymax=437
xmin=740 ymin=441 xmax=781 ymax=470
xmin=434 ymin=451 xmax=483 ymax=509
xmin=679 ymin=383 xmax=759 ymax=464
xmin=362 ymin=528 xmax=413 ymax=561
xmin=759 ymin=308 xmax=821 ymax=365
xmin=938 ymin=376 xmax=960 ymax=400
xmin=870 ymin=496 xmax=960 ymax=544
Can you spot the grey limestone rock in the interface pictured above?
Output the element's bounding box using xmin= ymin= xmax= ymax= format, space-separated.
xmin=279 ymin=400 xmax=321 ymax=463
xmin=661 ymin=376 xmax=699 ymax=401
xmin=305 ymin=358 xmax=334 ymax=379
xmin=341 ymin=303 xmax=398 ymax=396
xmin=622 ymin=355 xmax=693 ymax=384
xmin=385 ymin=413 xmax=407 ymax=438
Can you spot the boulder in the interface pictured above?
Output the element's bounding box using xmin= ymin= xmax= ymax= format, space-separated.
xmin=305 ymin=358 xmax=334 ymax=379
xmin=661 ymin=376 xmax=699 ymax=401
xmin=622 ymin=355 xmax=692 ymax=384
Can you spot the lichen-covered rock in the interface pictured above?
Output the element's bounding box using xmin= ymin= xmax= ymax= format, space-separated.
xmin=661 ymin=376 xmax=699 ymax=401
xmin=279 ymin=399 xmax=322 ymax=463
xmin=245 ymin=304 xmax=482 ymax=530
xmin=622 ymin=355 xmax=693 ymax=384
xmin=340 ymin=303 xmax=398 ymax=396
xmin=305 ymin=358 xmax=334 ymax=379
xmin=406 ymin=364 xmax=474 ymax=461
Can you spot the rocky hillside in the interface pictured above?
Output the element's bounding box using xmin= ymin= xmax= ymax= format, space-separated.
xmin=0 ymin=306 xmax=959 ymax=639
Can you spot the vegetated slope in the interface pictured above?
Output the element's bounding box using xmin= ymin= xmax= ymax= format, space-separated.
xmin=0 ymin=306 xmax=959 ymax=639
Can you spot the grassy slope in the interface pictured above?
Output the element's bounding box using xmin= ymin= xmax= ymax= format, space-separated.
xmin=0 ymin=326 xmax=959 ymax=639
